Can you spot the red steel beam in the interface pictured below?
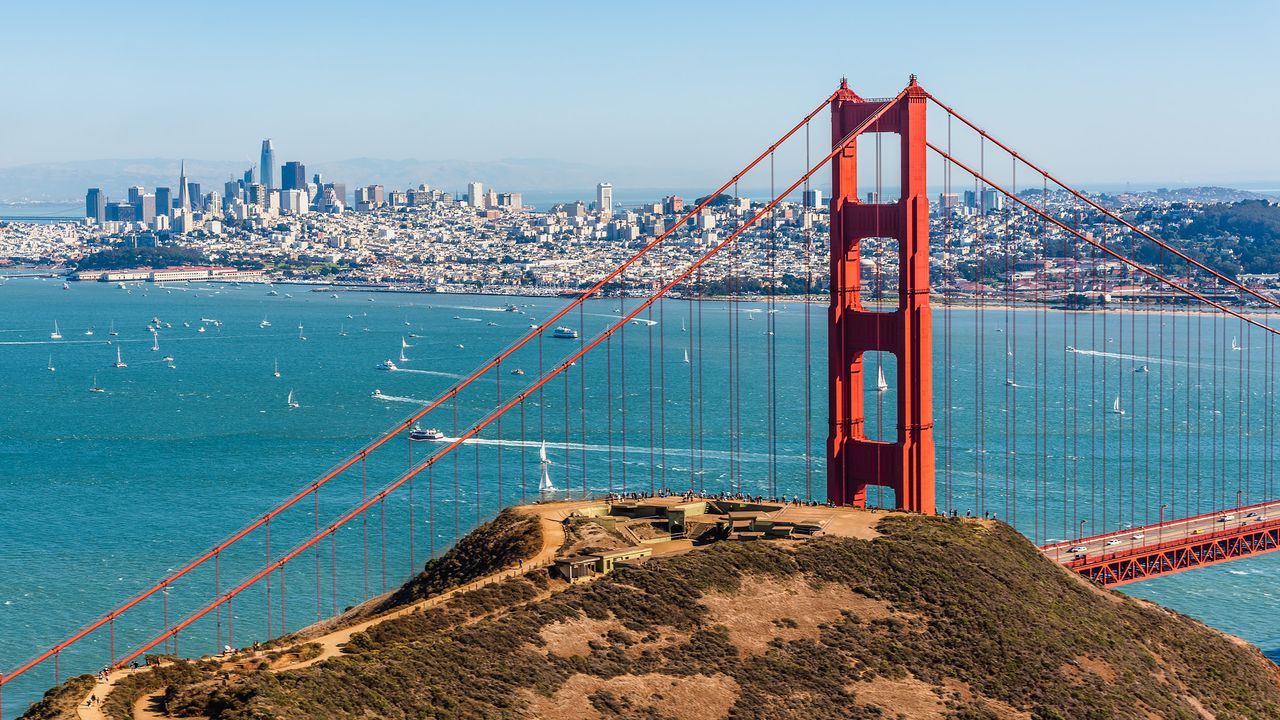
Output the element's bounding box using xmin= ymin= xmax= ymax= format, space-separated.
xmin=927 ymin=143 xmax=1280 ymax=338
xmin=1 ymin=92 xmax=841 ymax=691
xmin=1064 ymin=521 xmax=1280 ymax=586
xmin=925 ymin=92 xmax=1280 ymax=311
xmin=115 ymin=87 xmax=913 ymax=669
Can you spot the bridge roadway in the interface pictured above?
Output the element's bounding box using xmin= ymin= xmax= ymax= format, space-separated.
xmin=1042 ymin=499 xmax=1280 ymax=586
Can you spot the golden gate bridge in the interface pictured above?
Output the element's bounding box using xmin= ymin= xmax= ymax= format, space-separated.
xmin=2 ymin=76 xmax=1277 ymax=715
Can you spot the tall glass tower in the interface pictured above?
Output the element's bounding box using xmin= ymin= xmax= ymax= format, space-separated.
xmin=260 ymin=139 xmax=276 ymax=190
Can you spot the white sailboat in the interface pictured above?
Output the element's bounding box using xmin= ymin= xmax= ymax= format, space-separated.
xmin=538 ymin=441 xmax=556 ymax=493
xmin=399 ymin=343 xmax=409 ymax=363
xmin=339 ymin=324 xmax=348 ymax=337
xmin=683 ymin=347 xmax=690 ymax=364
xmin=877 ymin=365 xmax=889 ymax=392
xmin=114 ymin=347 xmax=127 ymax=368
xmin=402 ymin=336 xmax=413 ymax=349
xmin=287 ymin=389 xmax=299 ymax=409
xmin=50 ymin=321 xmax=61 ymax=340
xmin=109 ymin=321 xmax=118 ymax=336
xmin=1231 ymin=336 xmax=1243 ymax=352
xmin=273 ymin=358 xmax=281 ymax=378
xmin=298 ymin=323 xmax=306 ymax=342
xmin=681 ymin=317 xmax=687 ymax=332
xmin=46 ymin=355 xmax=55 ymax=373
xmin=84 ymin=326 xmax=94 ymax=336
xmin=151 ymin=333 xmax=159 ymax=352
xmin=89 ymin=375 xmax=105 ymax=393
xmin=1112 ymin=396 xmax=1125 ymax=415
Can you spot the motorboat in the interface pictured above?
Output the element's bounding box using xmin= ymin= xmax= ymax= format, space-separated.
xmin=371 ymin=388 xmax=384 ymax=398
xmin=408 ymin=425 xmax=445 ymax=441
xmin=553 ymin=326 xmax=579 ymax=339
xmin=378 ymin=359 xmax=399 ymax=371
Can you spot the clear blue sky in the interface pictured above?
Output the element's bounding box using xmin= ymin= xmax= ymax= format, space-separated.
xmin=2 ymin=0 xmax=1277 ymax=186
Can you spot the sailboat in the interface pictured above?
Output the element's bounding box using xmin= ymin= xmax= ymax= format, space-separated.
xmin=538 ymin=441 xmax=556 ymax=493
xmin=681 ymin=317 xmax=687 ymax=332
xmin=151 ymin=333 xmax=159 ymax=352
xmin=114 ymin=347 xmax=127 ymax=368
xmin=1112 ymin=396 xmax=1125 ymax=416
xmin=402 ymin=336 xmax=413 ymax=349
xmin=399 ymin=343 xmax=409 ymax=363
xmin=287 ymin=389 xmax=299 ymax=409
xmin=108 ymin=321 xmax=118 ymax=337
xmin=683 ymin=348 xmax=690 ymax=364
xmin=339 ymin=324 xmax=348 ymax=337
xmin=877 ymin=365 xmax=889 ymax=392
xmin=50 ymin=321 xmax=61 ymax=340
xmin=273 ymin=358 xmax=281 ymax=378
xmin=298 ymin=323 xmax=306 ymax=342
xmin=259 ymin=316 xmax=271 ymax=329
xmin=46 ymin=356 xmax=55 ymax=373
xmin=84 ymin=326 xmax=94 ymax=336
xmin=1231 ymin=336 xmax=1243 ymax=352
xmin=89 ymin=375 xmax=105 ymax=393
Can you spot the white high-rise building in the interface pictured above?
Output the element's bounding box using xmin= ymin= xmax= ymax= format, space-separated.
xmin=596 ymin=182 xmax=613 ymax=215
xmin=466 ymin=181 xmax=484 ymax=209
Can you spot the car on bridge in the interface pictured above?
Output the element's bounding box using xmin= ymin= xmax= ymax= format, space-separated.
xmin=1068 ymin=546 xmax=1087 ymax=554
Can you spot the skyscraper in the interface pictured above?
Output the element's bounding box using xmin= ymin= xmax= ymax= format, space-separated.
xmin=596 ymin=182 xmax=613 ymax=214
xmin=260 ymin=139 xmax=276 ymax=190
xmin=85 ymin=188 xmax=105 ymax=223
xmin=177 ymin=160 xmax=190 ymax=212
xmin=466 ymin=181 xmax=484 ymax=209
xmin=281 ymin=161 xmax=306 ymax=191
xmin=155 ymin=187 xmax=172 ymax=217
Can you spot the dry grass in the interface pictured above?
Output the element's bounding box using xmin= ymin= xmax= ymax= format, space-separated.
xmin=526 ymin=673 xmax=740 ymax=720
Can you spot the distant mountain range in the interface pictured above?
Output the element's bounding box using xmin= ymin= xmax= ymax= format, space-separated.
xmin=0 ymin=157 xmax=710 ymax=204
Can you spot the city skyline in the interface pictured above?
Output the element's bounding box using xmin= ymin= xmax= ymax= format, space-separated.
xmin=2 ymin=0 xmax=1278 ymax=187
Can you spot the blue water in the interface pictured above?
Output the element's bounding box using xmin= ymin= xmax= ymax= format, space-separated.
xmin=0 ymin=277 xmax=1276 ymax=714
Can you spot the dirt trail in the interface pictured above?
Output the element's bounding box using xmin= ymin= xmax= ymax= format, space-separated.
xmin=76 ymin=501 xmax=590 ymax=719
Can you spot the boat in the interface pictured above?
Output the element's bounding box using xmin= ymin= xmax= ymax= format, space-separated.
xmin=298 ymin=324 xmax=306 ymax=341
xmin=151 ymin=334 xmax=159 ymax=352
xmin=197 ymin=326 xmax=206 ymax=333
xmin=402 ymin=336 xmax=413 ymax=349
xmin=273 ymin=358 xmax=281 ymax=378
xmin=1135 ymin=365 xmax=1149 ymax=373
xmin=553 ymin=326 xmax=579 ymax=339
xmin=287 ymin=389 xmax=299 ymax=409
xmin=455 ymin=343 xmax=465 ymax=349
xmin=378 ymin=359 xmax=399 ymax=371
xmin=267 ymin=289 xmax=279 ymax=296
xmin=681 ymin=318 xmax=687 ymax=332
xmin=371 ymin=388 xmax=383 ymax=398
xmin=1231 ymin=336 xmax=1243 ymax=352
xmin=109 ymin=321 xmax=118 ymax=337
xmin=162 ymin=355 xmax=173 ymax=362
xmin=114 ymin=347 xmax=127 ymax=368
xmin=84 ymin=327 xmax=94 ymax=336
xmin=408 ymin=425 xmax=445 ymax=441
xmin=539 ymin=441 xmax=556 ymax=493
xmin=89 ymin=376 xmax=105 ymax=393
xmin=284 ymin=293 xmax=293 ymax=298
xmin=183 ymin=321 xmax=190 ymax=328
xmin=1006 ymin=378 xmax=1016 ymax=387
xmin=683 ymin=348 xmax=690 ymax=364
xmin=50 ymin=321 xmax=61 ymax=340
xmin=166 ymin=361 xmax=176 ymax=369
xmin=1112 ymin=396 xmax=1125 ymax=416
xmin=511 ymin=368 xmax=525 ymax=376
xmin=339 ymin=325 xmax=348 ymax=337
xmin=62 ymin=282 xmax=70 ymax=290
xmin=504 ymin=304 xmax=519 ymax=313
xmin=260 ymin=316 xmax=271 ymax=328
xmin=1066 ymin=345 xmax=1077 ymax=353
xmin=399 ymin=345 xmax=409 ymax=363
xmin=487 ymin=321 xmax=499 ymax=327
xmin=46 ymin=356 xmax=55 ymax=373
xmin=877 ymin=365 xmax=889 ymax=392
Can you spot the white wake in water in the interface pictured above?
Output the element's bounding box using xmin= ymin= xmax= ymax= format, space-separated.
xmin=390 ymin=368 xmax=467 ymax=379
xmin=373 ymin=393 xmax=431 ymax=404
xmin=435 ymin=436 xmax=801 ymax=464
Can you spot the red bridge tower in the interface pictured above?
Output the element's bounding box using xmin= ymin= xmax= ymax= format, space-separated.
xmin=827 ymin=78 xmax=935 ymax=514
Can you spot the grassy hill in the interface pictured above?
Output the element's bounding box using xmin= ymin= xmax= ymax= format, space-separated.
xmin=25 ymin=512 xmax=1280 ymax=719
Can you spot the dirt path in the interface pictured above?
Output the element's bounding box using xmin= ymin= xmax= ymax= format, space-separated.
xmin=76 ymin=501 xmax=591 ymax=719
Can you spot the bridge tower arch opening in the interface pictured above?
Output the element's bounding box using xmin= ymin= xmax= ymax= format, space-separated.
xmin=827 ymin=77 xmax=935 ymax=514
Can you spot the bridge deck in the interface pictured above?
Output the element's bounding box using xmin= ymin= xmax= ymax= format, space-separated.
xmin=1043 ymin=500 xmax=1280 ymax=586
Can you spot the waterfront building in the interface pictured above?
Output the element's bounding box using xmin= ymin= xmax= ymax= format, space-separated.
xmin=260 ymin=139 xmax=276 ymax=190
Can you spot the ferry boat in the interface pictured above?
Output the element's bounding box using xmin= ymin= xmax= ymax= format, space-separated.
xmin=408 ymin=425 xmax=445 ymax=441
xmin=50 ymin=321 xmax=61 ymax=340
xmin=378 ymin=359 xmax=399 ymax=371
xmin=553 ymin=326 xmax=579 ymax=339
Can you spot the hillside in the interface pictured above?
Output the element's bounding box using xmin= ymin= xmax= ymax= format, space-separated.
xmin=24 ymin=509 xmax=1280 ymax=720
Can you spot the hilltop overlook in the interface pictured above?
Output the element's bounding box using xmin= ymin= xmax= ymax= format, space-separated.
xmin=23 ymin=501 xmax=1280 ymax=720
